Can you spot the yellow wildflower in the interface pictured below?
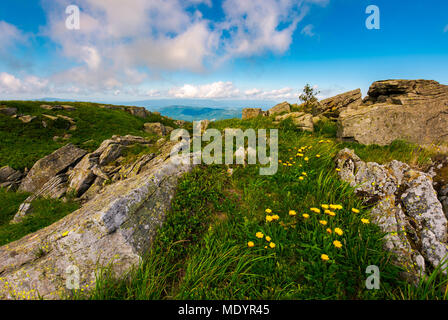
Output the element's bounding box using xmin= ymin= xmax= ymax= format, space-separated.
xmin=265 ymin=208 xmax=272 ymax=214
xmin=319 ymin=220 xmax=328 ymax=226
xmin=310 ymin=207 xmax=321 ymax=214
xmin=326 ymin=228 xmax=332 ymax=234
xmin=351 ymin=208 xmax=360 ymax=213
xmin=321 ymin=204 xmax=329 ymax=209
xmin=266 ymin=215 xmax=273 ymax=222
xmin=361 ymin=218 xmax=370 ymax=224
xmin=316 ymin=154 xmax=321 ymax=158
xmin=256 ymin=232 xmax=264 ymax=239
xmin=247 ymin=241 xmax=255 ymax=247
xmin=302 ymin=213 xmax=310 ymax=219
xmin=299 ymin=176 xmax=304 ymax=181
xmin=334 ymin=228 xmax=343 ymax=236
xmin=269 ymin=242 xmax=276 ymax=249
xmin=265 ymin=236 xmax=272 ymax=242
xmin=61 ymin=231 xmax=69 ymax=237
xmin=333 ymin=240 xmax=342 ymax=248
xmin=321 ymin=254 xmax=329 ymax=261
xmin=304 ymin=157 xmax=309 ymax=161
xmin=289 ymin=210 xmax=297 ymax=216
xmin=272 ymin=214 xmax=280 ymax=220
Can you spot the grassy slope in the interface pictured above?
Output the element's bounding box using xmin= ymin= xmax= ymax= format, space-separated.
xmin=0 ymin=100 xmax=177 ymax=246
xmin=81 ymin=117 xmax=447 ymax=300
xmin=0 ymin=100 xmax=177 ymax=170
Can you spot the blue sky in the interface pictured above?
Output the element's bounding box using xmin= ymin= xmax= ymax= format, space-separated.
xmin=0 ymin=0 xmax=447 ymax=104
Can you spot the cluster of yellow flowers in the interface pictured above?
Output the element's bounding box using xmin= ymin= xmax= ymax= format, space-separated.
xmin=265 ymin=208 xmax=280 ymax=222
xmin=248 ymin=231 xmax=276 ymax=249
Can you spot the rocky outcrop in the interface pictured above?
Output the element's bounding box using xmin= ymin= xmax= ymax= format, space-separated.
xmin=0 ymin=166 xmax=23 ymax=191
xmin=0 ymin=142 xmax=196 ymax=300
xmin=338 ymin=80 xmax=448 ymax=146
xmin=144 ymin=122 xmax=167 ymax=136
xmin=268 ymin=102 xmax=290 ymax=116
xmin=275 ymin=112 xmax=314 ymax=132
xmin=335 ymin=148 xmax=448 ymax=281
xmin=317 ymin=89 xmax=362 ymax=117
xmin=242 ymin=108 xmax=264 ymax=120
xmin=68 ymin=135 xmax=152 ymax=198
xmin=13 ymin=174 xmax=69 ymax=223
xmin=19 ymin=144 xmax=87 ymax=194
xmin=0 ymin=106 xmax=17 ymax=116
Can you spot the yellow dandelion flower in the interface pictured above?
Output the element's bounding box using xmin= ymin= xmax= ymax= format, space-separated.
xmin=334 ymin=228 xmax=343 ymax=236
xmin=310 ymin=207 xmax=321 ymax=213
xmin=319 ymin=220 xmax=328 ymax=226
xmin=61 ymin=231 xmax=69 ymax=237
xmin=269 ymin=242 xmax=276 ymax=248
xmin=326 ymin=228 xmax=332 ymax=234
xmin=321 ymin=204 xmax=329 ymax=209
xmin=265 ymin=236 xmax=272 ymax=242
xmin=333 ymin=240 xmax=342 ymax=248
xmin=272 ymin=214 xmax=280 ymax=220
xmin=361 ymin=218 xmax=370 ymax=224
xmin=302 ymin=213 xmax=310 ymax=219
xmin=289 ymin=210 xmax=297 ymax=216
xmin=265 ymin=208 xmax=272 ymax=214
xmin=351 ymin=208 xmax=360 ymax=213
xmin=299 ymin=176 xmax=304 ymax=181
xmin=321 ymin=254 xmax=330 ymax=261
xmin=247 ymin=241 xmax=255 ymax=247
xmin=302 ymin=172 xmax=307 ymax=176
xmin=304 ymin=157 xmax=309 ymax=161
xmin=256 ymin=232 xmax=264 ymax=239
xmin=336 ymin=168 xmax=341 ymax=172
xmin=266 ymin=215 xmax=273 ymax=222
xmin=316 ymin=154 xmax=321 ymax=158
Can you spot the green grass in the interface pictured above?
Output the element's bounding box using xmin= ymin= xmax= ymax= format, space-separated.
xmin=1 ymin=102 xmax=445 ymax=300
xmin=0 ymin=100 xmax=177 ymax=170
xmin=78 ymin=117 xmax=446 ymax=300
xmin=0 ymin=188 xmax=80 ymax=246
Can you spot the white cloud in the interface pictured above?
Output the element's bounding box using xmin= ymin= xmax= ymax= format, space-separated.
xmin=301 ymin=24 xmax=315 ymax=37
xmin=2 ymin=0 xmax=330 ymax=97
xmin=167 ymin=81 xmax=299 ymax=100
xmin=0 ymin=72 xmax=49 ymax=94
xmin=168 ymin=81 xmax=241 ymax=98
xmin=0 ymin=21 xmax=26 ymax=50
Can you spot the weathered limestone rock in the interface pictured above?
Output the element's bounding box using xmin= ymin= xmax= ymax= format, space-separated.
xmin=68 ymin=135 xmax=152 ymax=198
xmin=292 ymin=114 xmax=314 ymax=132
xmin=61 ymin=105 xmax=76 ymax=111
xmin=0 ymin=106 xmax=17 ymax=116
xmin=40 ymin=105 xmax=63 ymax=111
xmin=0 ymin=146 xmax=196 ymax=300
xmin=317 ymin=89 xmax=362 ymax=116
xmin=0 ymin=166 xmax=22 ymax=190
xmin=126 ymin=107 xmax=149 ymax=118
xmin=335 ymin=148 xmax=448 ymax=281
xmin=268 ymin=102 xmax=290 ymax=116
xmin=13 ymin=174 xmax=69 ymax=223
xmin=242 ymin=108 xmax=263 ymax=120
xmin=18 ymin=115 xmax=37 ymax=123
xmin=19 ymin=144 xmax=87 ymax=194
xmin=275 ymin=112 xmax=305 ymax=121
xmin=338 ymin=80 xmax=448 ymax=146
xmin=144 ymin=122 xmax=167 ymax=136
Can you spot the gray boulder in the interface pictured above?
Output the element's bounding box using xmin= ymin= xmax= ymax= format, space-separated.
xmin=335 ymin=148 xmax=448 ymax=281
xmin=19 ymin=144 xmax=87 ymax=194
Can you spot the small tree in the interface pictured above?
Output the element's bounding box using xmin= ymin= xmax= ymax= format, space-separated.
xmin=299 ymin=84 xmax=320 ymax=115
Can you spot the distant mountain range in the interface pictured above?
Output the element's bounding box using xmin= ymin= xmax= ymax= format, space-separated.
xmin=36 ymin=97 xmax=282 ymax=121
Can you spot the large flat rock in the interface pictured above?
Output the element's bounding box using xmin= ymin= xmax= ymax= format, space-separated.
xmin=338 ymin=80 xmax=448 ymax=146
